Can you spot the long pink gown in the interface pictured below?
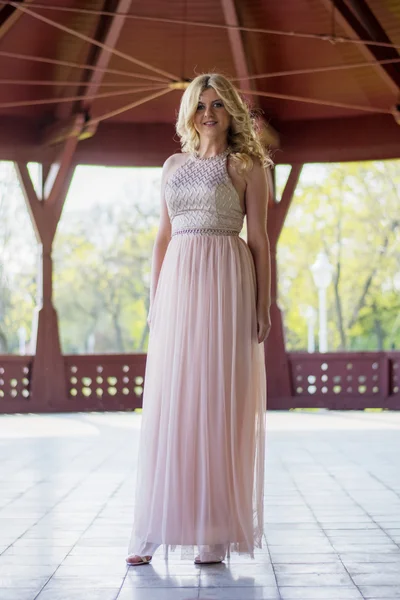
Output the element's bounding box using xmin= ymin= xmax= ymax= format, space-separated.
xmin=127 ymin=147 xmax=267 ymax=561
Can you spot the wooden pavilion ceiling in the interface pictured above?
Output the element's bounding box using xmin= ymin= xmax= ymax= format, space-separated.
xmin=0 ymin=0 xmax=399 ymax=165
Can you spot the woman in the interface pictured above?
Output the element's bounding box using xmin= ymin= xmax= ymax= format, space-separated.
xmin=126 ymin=73 xmax=271 ymax=566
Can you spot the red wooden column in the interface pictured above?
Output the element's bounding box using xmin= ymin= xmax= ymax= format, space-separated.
xmin=15 ymin=132 xmax=79 ymax=410
xmin=266 ymin=164 xmax=303 ymax=408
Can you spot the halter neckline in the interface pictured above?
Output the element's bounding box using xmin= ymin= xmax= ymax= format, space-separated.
xmin=192 ymin=146 xmax=231 ymax=161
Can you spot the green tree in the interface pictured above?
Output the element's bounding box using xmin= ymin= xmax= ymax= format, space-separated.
xmin=0 ymin=162 xmax=36 ymax=353
xmin=278 ymin=160 xmax=400 ymax=351
xmin=53 ymin=167 xmax=161 ymax=353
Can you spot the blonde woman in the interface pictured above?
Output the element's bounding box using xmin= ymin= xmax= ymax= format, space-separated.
xmin=126 ymin=73 xmax=271 ymax=566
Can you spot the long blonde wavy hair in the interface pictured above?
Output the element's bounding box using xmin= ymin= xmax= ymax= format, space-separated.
xmin=176 ymin=73 xmax=273 ymax=173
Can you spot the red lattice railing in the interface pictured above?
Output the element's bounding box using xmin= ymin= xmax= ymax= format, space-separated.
xmin=388 ymin=352 xmax=400 ymax=397
xmin=0 ymin=351 xmax=399 ymax=413
xmin=0 ymin=355 xmax=33 ymax=411
xmin=63 ymin=354 xmax=147 ymax=412
xmin=287 ymin=352 xmax=399 ymax=409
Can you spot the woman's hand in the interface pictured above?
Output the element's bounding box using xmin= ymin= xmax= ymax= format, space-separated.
xmin=257 ymin=306 xmax=271 ymax=344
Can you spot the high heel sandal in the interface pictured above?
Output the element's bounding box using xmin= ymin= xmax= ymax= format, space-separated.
xmin=126 ymin=554 xmax=152 ymax=566
xmin=194 ymin=545 xmax=226 ymax=564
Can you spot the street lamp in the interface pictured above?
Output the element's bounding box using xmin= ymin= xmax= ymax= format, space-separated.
xmin=17 ymin=326 xmax=26 ymax=355
xmin=310 ymin=251 xmax=333 ymax=353
xmin=305 ymin=306 xmax=317 ymax=353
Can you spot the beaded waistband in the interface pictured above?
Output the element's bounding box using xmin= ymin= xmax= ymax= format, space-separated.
xmin=172 ymin=227 xmax=240 ymax=237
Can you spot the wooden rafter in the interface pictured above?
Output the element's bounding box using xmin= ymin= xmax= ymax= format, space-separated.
xmin=220 ymin=0 xmax=252 ymax=90
xmin=73 ymin=0 xmax=133 ymax=114
xmin=322 ymin=0 xmax=400 ymax=96
xmin=9 ymin=1 xmax=178 ymax=80
xmin=0 ymin=0 xmax=33 ymax=40
xmin=46 ymin=0 xmax=134 ymax=144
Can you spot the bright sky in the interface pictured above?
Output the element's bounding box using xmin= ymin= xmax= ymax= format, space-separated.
xmin=62 ymin=162 xmax=326 ymax=210
xmin=65 ymin=165 xmax=162 ymax=211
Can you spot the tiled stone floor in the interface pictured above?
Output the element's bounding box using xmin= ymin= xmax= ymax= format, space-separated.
xmin=0 ymin=409 xmax=400 ymax=600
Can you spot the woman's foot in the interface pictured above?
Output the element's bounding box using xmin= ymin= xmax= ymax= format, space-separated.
xmin=194 ymin=545 xmax=226 ymax=564
xmin=194 ymin=555 xmax=223 ymax=564
xmin=126 ymin=554 xmax=152 ymax=566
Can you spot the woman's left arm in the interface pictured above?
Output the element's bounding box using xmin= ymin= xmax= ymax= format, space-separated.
xmin=245 ymin=158 xmax=272 ymax=344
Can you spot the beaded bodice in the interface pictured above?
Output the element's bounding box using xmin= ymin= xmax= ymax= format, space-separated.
xmin=165 ymin=147 xmax=244 ymax=236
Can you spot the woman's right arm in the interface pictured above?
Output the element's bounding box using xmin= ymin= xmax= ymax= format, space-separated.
xmin=148 ymin=156 xmax=174 ymax=314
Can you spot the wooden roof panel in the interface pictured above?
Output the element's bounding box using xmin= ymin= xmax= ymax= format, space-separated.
xmin=0 ymin=0 xmax=398 ymax=162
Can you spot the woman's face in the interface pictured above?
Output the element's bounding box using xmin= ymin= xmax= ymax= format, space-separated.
xmin=193 ymin=87 xmax=231 ymax=141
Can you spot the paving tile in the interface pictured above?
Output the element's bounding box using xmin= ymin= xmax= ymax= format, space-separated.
xmin=271 ymin=553 xmax=340 ymax=564
xmin=197 ymin=588 xmax=281 ymax=599
xmin=269 ymin=546 xmax=335 ymax=556
xmin=274 ymin=563 xmax=348 ymax=575
xmin=61 ymin=555 xmax=127 ymax=567
xmin=0 ymin=565 xmax=55 ymax=577
xmin=323 ymin=525 xmax=381 ymax=531
xmin=275 ymin=573 xmax=354 ymax=587
xmin=358 ymin=587 xmax=400 ymax=599
xmin=352 ymin=573 xmax=400 ymax=585
xmin=278 ymin=586 xmax=363 ymax=599
xmin=118 ymin=589 xmax=199 ymax=600
xmin=1 ymin=411 xmax=400 ymax=597
xmin=124 ymin=574 xmax=200 ymax=588
xmin=69 ymin=546 xmax=127 ymax=556
xmin=51 ymin=564 xmax=127 ymax=577
xmin=200 ymin=572 xmax=277 ymax=587
xmin=329 ymin=543 xmax=399 ymax=553
xmin=340 ymin=553 xmax=400 ymax=563
xmin=0 ymin=590 xmax=46 ymax=600
xmin=36 ymin=589 xmax=121 ymax=600
xmin=0 ymin=576 xmax=49 ymax=589
xmin=344 ymin=562 xmax=400 ymax=575
xmin=6 ymin=539 xmax=72 ymax=548
xmin=42 ymin=576 xmax=124 ymax=589
xmin=224 ymin=565 xmax=275 ymax=575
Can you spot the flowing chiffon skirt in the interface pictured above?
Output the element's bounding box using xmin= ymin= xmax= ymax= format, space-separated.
xmin=128 ymin=233 xmax=266 ymax=560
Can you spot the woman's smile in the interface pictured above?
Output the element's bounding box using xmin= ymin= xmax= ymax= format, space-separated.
xmin=194 ymin=87 xmax=231 ymax=136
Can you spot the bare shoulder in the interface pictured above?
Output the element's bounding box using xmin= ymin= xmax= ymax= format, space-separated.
xmin=243 ymin=156 xmax=265 ymax=182
xmin=162 ymin=153 xmax=191 ymax=188
xmin=163 ymin=152 xmax=189 ymax=170
xmin=229 ymin=154 xmax=265 ymax=181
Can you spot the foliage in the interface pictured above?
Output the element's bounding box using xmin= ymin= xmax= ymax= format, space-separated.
xmin=52 ymin=167 xmax=161 ymax=353
xmin=278 ymin=160 xmax=400 ymax=351
xmin=0 ymin=159 xmax=399 ymax=355
xmin=0 ymin=162 xmax=36 ymax=353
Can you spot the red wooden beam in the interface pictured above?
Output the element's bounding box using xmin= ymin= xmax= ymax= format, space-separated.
xmin=14 ymin=136 xmax=78 ymax=410
xmin=220 ymin=0 xmax=252 ymax=91
xmin=74 ymin=0 xmax=133 ymax=113
xmin=268 ymin=164 xmax=303 ymax=243
xmin=322 ymin=0 xmax=400 ymax=96
xmin=0 ymin=0 xmax=35 ymax=40
xmin=1 ymin=114 xmax=399 ymax=165
xmin=266 ymin=165 xmax=303 ymax=404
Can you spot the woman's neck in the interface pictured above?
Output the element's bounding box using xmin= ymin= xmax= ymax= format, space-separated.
xmin=196 ymin=140 xmax=229 ymax=159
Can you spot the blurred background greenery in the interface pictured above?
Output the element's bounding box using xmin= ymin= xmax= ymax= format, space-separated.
xmin=0 ymin=159 xmax=399 ymax=354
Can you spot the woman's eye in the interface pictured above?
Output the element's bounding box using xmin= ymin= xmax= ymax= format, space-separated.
xmin=196 ymin=102 xmax=223 ymax=110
